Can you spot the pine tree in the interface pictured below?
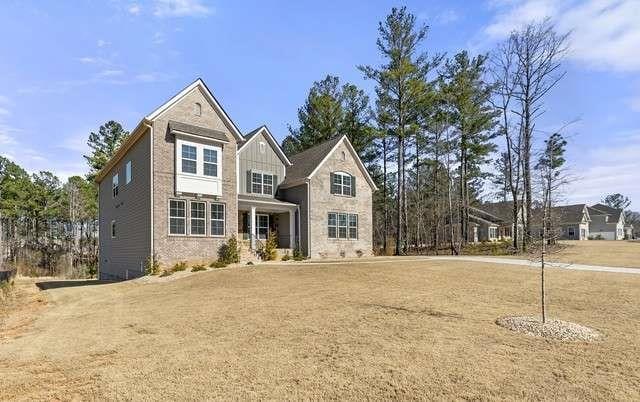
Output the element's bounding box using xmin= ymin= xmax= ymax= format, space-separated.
xmin=84 ymin=121 xmax=130 ymax=181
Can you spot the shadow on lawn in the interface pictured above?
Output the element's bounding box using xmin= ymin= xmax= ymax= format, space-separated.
xmin=363 ymin=303 xmax=463 ymax=319
xmin=36 ymin=280 xmax=113 ymax=290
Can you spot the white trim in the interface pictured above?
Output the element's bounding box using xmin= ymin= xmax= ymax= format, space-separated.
xmin=306 ymin=180 xmax=311 ymax=257
xmin=168 ymin=199 xmax=187 ymax=236
xmin=149 ymin=122 xmax=154 ymax=258
xmin=146 ymin=78 xmax=244 ymax=142
xmin=237 ymin=198 xmax=297 ymax=208
xmin=237 ymin=126 xmax=292 ymax=166
xmin=189 ymin=200 xmax=207 ymax=236
xmin=308 ymin=136 xmax=378 ymax=191
xmin=110 ymin=220 xmax=116 ymax=238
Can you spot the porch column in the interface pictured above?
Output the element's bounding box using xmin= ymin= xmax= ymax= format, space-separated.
xmin=289 ymin=208 xmax=295 ymax=249
xmin=250 ymin=206 xmax=256 ymax=249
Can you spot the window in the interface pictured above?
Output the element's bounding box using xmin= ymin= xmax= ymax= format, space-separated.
xmin=328 ymin=212 xmax=357 ymax=239
xmin=110 ymin=220 xmax=116 ymax=238
xmin=112 ymin=174 xmax=119 ymax=197
xmin=169 ymin=200 xmax=186 ymax=235
xmin=348 ymin=214 xmax=358 ymax=239
xmin=210 ymin=203 xmax=225 ymax=236
xmin=259 ymin=141 xmax=266 ymax=154
xmin=252 ymin=172 xmax=274 ymax=195
xmin=568 ymin=227 xmax=575 ymax=237
xmin=341 ymin=151 xmax=346 ymax=161
xmin=331 ymin=172 xmax=352 ymax=196
xmin=195 ymin=102 xmax=202 ymax=116
xmin=489 ymin=227 xmax=497 ymax=239
xmin=203 ymin=148 xmax=218 ymax=177
xmin=181 ymin=144 xmax=197 ymax=174
xmin=125 ymin=161 xmax=132 ymax=184
xmin=190 ymin=201 xmax=206 ymax=235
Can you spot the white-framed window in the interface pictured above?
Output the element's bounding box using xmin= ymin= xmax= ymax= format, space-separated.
xmin=259 ymin=141 xmax=266 ymax=154
xmin=169 ymin=200 xmax=186 ymax=235
xmin=190 ymin=201 xmax=206 ymax=235
xmin=110 ymin=220 xmax=116 ymax=238
xmin=331 ymin=172 xmax=352 ymax=196
xmin=125 ymin=161 xmax=132 ymax=184
xmin=328 ymin=212 xmax=358 ymax=240
xmin=203 ymin=148 xmax=218 ymax=177
xmin=489 ymin=227 xmax=497 ymax=239
xmin=210 ymin=202 xmax=225 ymax=236
xmin=252 ymin=172 xmax=274 ymax=195
xmin=194 ymin=102 xmax=202 ymax=116
xmin=112 ymin=174 xmax=119 ymax=197
xmin=181 ymin=144 xmax=197 ymax=174
xmin=349 ymin=214 xmax=358 ymax=239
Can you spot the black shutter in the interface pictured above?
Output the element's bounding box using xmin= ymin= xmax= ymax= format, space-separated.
xmin=273 ymin=174 xmax=278 ymax=196
xmin=330 ymin=173 xmax=335 ymax=194
xmin=246 ymin=170 xmax=252 ymax=193
xmin=351 ymin=175 xmax=356 ymax=197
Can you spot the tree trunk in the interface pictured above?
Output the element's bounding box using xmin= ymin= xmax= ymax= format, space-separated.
xmin=395 ymin=136 xmax=404 ymax=255
xmin=382 ymin=136 xmax=388 ymax=253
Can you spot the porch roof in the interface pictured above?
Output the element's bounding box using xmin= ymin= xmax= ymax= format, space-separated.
xmin=237 ymin=194 xmax=298 ymax=212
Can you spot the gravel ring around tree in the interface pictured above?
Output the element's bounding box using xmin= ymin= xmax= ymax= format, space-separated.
xmin=496 ymin=316 xmax=602 ymax=342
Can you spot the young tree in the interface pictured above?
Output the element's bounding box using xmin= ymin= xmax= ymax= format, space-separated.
xmin=359 ymin=7 xmax=439 ymax=255
xmin=510 ymin=20 xmax=569 ymax=250
xmin=84 ymin=121 xmax=130 ymax=181
xmin=535 ymin=132 xmax=567 ymax=323
xmin=440 ymin=51 xmax=498 ymax=245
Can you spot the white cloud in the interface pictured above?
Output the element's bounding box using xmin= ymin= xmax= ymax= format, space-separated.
xmin=0 ymin=95 xmax=9 ymax=104
xmin=153 ymin=0 xmax=212 ymax=18
xmin=0 ymin=132 xmax=16 ymax=146
xmin=565 ymin=130 xmax=640 ymax=206
xmin=135 ymin=72 xmax=170 ymax=83
xmin=97 ymin=69 xmax=125 ymax=77
xmin=435 ymin=9 xmax=460 ymax=25
xmin=128 ymin=3 xmax=141 ymax=15
xmin=97 ymin=39 xmax=110 ymax=47
xmin=482 ymin=0 xmax=640 ymax=72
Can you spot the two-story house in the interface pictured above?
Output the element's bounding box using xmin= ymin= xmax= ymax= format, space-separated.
xmin=96 ymin=79 xmax=377 ymax=280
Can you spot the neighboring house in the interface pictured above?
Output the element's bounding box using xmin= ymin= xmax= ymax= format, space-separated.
xmin=469 ymin=201 xmax=523 ymax=242
xmin=552 ymin=204 xmax=591 ymax=240
xmin=95 ymin=79 xmax=377 ymax=280
xmin=624 ymin=224 xmax=634 ymax=240
xmin=588 ymin=204 xmax=626 ymax=240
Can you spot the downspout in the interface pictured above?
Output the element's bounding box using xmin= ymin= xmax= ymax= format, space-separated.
xmin=147 ymin=121 xmax=154 ymax=265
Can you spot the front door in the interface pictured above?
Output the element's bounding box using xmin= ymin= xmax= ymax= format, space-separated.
xmin=257 ymin=214 xmax=269 ymax=240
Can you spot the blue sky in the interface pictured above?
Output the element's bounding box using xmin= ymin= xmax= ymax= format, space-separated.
xmin=0 ymin=0 xmax=638 ymax=207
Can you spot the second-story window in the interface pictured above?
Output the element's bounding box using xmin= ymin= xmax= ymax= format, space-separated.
xmin=251 ymin=172 xmax=274 ymax=195
xmin=125 ymin=161 xmax=132 ymax=184
xmin=331 ymin=172 xmax=353 ymax=196
xmin=203 ymin=148 xmax=218 ymax=177
xmin=181 ymin=144 xmax=197 ymax=174
xmin=112 ymin=174 xmax=119 ymax=197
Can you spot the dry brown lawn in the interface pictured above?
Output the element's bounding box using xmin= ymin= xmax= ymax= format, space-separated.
xmin=548 ymin=240 xmax=640 ymax=268
xmin=1 ymin=260 xmax=640 ymax=400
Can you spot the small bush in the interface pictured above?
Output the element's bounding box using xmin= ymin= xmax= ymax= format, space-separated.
xmin=209 ymin=261 xmax=227 ymax=269
xmin=172 ymin=261 xmax=188 ymax=272
xmin=218 ymin=235 xmax=240 ymax=264
xmin=246 ymin=261 xmax=254 ymax=265
xmin=356 ymin=249 xmax=364 ymax=258
xmin=159 ymin=270 xmax=173 ymax=277
xmin=191 ymin=264 xmax=207 ymax=272
xmin=260 ymin=230 xmax=278 ymax=261
xmin=339 ymin=250 xmax=346 ymax=258
xmin=145 ymin=254 xmax=161 ymax=276
xmin=293 ymin=247 xmax=305 ymax=261
xmin=281 ymin=252 xmax=291 ymax=261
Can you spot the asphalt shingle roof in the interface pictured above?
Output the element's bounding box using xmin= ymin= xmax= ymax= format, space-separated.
xmin=280 ymin=136 xmax=343 ymax=187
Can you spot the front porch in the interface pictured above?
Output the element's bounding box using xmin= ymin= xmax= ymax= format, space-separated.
xmin=237 ymin=195 xmax=299 ymax=250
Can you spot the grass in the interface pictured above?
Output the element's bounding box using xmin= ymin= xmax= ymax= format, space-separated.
xmin=1 ymin=260 xmax=639 ymax=400
xmin=519 ymin=240 xmax=640 ymax=268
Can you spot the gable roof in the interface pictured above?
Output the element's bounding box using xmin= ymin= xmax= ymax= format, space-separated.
xmin=146 ymin=78 xmax=244 ymax=142
xmin=474 ymin=201 xmax=517 ymax=223
xmin=590 ymin=203 xmax=623 ymax=222
xmin=552 ymin=204 xmax=590 ymax=224
xmin=168 ymin=120 xmax=229 ymax=143
xmin=279 ymin=136 xmax=378 ymax=191
xmin=96 ymin=78 xmax=242 ymax=183
xmin=237 ymin=125 xmax=292 ymax=167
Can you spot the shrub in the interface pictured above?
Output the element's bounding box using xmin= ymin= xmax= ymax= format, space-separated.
xmin=191 ymin=264 xmax=207 ymax=272
xmin=209 ymin=261 xmax=227 ymax=268
xmin=281 ymin=252 xmax=291 ymax=261
xmin=172 ymin=261 xmax=188 ymax=272
xmin=145 ymin=254 xmax=161 ymax=276
xmin=293 ymin=247 xmax=305 ymax=261
xmin=159 ymin=270 xmax=173 ymax=277
xmin=339 ymin=250 xmax=346 ymax=258
xmin=260 ymin=230 xmax=278 ymax=261
xmin=218 ymin=235 xmax=240 ymax=264
xmin=356 ymin=249 xmax=364 ymax=258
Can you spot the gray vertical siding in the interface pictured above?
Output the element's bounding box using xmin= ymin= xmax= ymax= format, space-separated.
xmin=238 ymin=132 xmax=286 ymax=196
xmin=99 ymin=131 xmax=151 ymax=280
xmin=279 ymin=184 xmax=309 ymax=256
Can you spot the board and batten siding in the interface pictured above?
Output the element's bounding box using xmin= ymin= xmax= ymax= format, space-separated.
xmin=99 ymin=130 xmax=151 ymax=280
xmin=238 ymin=132 xmax=285 ymax=196
xmin=279 ymin=184 xmax=309 ymax=256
